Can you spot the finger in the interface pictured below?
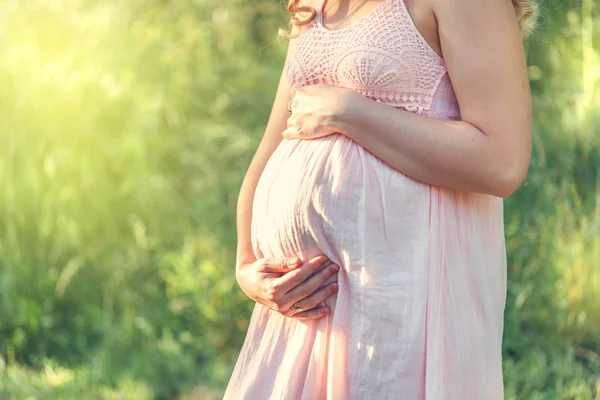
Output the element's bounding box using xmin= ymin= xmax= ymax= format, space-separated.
xmin=276 ymin=255 xmax=332 ymax=293
xmin=290 ymin=282 xmax=338 ymax=315
xmin=291 ymin=97 xmax=300 ymax=111
xmin=282 ymin=127 xmax=294 ymax=140
xmin=287 ymin=114 xmax=298 ymax=128
xmin=286 ymin=115 xmax=297 ymax=129
xmin=291 ymin=306 xmax=331 ymax=321
xmin=261 ymin=257 xmax=301 ymax=273
xmin=283 ymin=126 xmax=304 ymax=140
xmin=280 ymin=263 xmax=340 ymax=308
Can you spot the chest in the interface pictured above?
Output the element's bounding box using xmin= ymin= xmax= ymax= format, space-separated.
xmin=286 ymin=0 xmax=447 ymax=111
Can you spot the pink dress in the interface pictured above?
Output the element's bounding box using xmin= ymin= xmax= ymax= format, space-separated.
xmin=224 ymin=0 xmax=507 ymax=398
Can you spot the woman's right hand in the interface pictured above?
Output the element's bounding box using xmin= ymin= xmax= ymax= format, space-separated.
xmin=236 ymin=255 xmax=339 ymax=320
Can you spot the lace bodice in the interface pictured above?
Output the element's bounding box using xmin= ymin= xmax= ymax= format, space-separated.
xmin=286 ymin=0 xmax=461 ymax=118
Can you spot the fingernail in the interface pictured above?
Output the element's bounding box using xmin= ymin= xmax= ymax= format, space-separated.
xmin=289 ymin=257 xmax=300 ymax=266
xmin=332 ymin=283 xmax=338 ymax=291
xmin=331 ymin=264 xmax=339 ymax=272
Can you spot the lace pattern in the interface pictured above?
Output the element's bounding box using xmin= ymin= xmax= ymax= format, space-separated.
xmin=286 ymin=0 xmax=457 ymax=116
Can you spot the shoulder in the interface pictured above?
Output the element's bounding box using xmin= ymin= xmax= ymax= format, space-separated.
xmin=433 ymin=0 xmax=520 ymax=32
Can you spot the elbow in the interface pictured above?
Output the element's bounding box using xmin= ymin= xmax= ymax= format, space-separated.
xmin=486 ymin=135 xmax=532 ymax=198
xmin=490 ymin=160 xmax=530 ymax=198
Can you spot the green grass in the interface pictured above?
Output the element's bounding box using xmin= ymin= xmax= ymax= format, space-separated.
xmin=0 ymin=0 xmax=598 ymax=398
xmin=0 ymin=358 xmax=152 ymax=400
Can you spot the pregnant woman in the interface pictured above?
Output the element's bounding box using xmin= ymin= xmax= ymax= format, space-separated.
xmin=226 ymin=0 xmax=536 ymax=398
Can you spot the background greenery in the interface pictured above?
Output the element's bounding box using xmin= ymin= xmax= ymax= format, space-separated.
xmin=0 ymin=0 xmax=598 ymax=398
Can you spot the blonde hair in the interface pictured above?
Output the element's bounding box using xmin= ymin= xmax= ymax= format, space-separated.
xmin=512 ymin=0 xmax=539 ymax=38
xmin=279 ymin=0 xmax=539 ymax=39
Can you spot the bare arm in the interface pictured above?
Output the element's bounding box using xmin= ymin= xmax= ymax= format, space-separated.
xmin=342 ymin=0 xmax=531 ymax=197
xmin=235 ymin=41 xmax=296 ymax=268
xmin=286 ymin=0 xmax=532 ymax=198
xmin=235 ymin=35 xmax=339 ymax=320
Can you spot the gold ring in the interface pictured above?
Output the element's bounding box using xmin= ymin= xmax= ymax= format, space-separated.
xmin=293 ymin=301 xmax=302 ymax=312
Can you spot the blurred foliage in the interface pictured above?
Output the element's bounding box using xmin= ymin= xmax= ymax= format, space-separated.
xmin=0 ymin=0 xmax=598 ymax=398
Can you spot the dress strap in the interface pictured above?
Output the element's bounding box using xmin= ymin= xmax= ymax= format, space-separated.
xmin=316 ymin=0 xmax=327 ymax=24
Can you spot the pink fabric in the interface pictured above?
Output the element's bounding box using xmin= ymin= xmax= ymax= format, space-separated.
xmin=224 ymin=0 xmax=507 ymax=398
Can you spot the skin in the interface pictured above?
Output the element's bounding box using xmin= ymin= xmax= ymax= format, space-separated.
xmin=283 ymin=0 xmax=532 ymax=198
xmin=236 ymin=0 xmax=531 ymax=320
xmin=235 ymin=35 xmax=339 ymax=321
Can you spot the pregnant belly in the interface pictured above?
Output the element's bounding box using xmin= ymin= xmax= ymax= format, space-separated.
xmin=252 ymin=134 xmax=433 ymax=376
xmin=251 ymin=134 xmax=430 ymax=272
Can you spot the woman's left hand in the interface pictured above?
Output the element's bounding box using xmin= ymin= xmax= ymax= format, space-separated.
xmin=282 ymin=84 xmax=361 ymax=140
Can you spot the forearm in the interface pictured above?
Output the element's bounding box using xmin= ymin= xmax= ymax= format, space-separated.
xmin=235 ymin=54 xmax=292 ymax=269
xmin=235 ymin=130 xmax=285 ymax=268
xmin=336 ymin=97 xmax=526 ymax=197
xmin=236 ymin=166 xmax=261 ymax=270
